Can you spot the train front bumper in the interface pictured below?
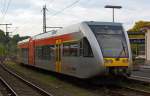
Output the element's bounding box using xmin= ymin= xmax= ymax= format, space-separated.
xmin=104 ymin=58 xmax=130 ymax=75
xmin=104 ymin=58 xmax=129 ymax=67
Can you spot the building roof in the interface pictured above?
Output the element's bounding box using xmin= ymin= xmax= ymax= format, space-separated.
xmin=141 ymin=26 xmax=150 ymax=32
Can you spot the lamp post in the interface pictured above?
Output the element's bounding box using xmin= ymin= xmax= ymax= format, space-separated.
xmin=105 ymin=5 xmax=122 ymax=22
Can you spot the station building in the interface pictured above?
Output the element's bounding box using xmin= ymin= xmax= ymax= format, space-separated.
xmin=141 ymin=27 xmax=150 ymax=63
xmin=128 ymin=31 xmax=145 ymax=58
xmin=128 ymin=26 xmax=150 ymax=64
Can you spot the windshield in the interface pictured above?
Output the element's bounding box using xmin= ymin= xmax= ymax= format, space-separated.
xmin=89 ymin=25 xmax=128 ymax=58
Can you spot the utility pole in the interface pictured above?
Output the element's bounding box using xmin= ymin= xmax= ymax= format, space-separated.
xmin=0 ymin=24 xmax=12 ymax=55
xmin=42 ymin=5 xmax=62 ymax=33
xmin=0 ymin=24 xmax=12 ymax=36
xmin=42 ymin=5 xmax=48 ymax=33
xmin=105 ymin=5 xmax=122 ymax=22
xmin=7 ymin=27 xmax=18 ymax=37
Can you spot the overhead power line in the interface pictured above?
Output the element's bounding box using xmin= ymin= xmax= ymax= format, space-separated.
xmin=0 ymin=0 xmax=2 ymax=13
xmin=1 ymin=0 xmax=12 ymax=23
xmin=52 ymin=0 xmax=81 ymax=16
xmin=48 ymin=7 xmax=88 ymax=20
xmin=47 ymin=0 xmax=55 ymax=6
xmin=3 ymin=0 xmax=12 ymax=20
xmin=1 ymin=0 xmax=6 ymax=14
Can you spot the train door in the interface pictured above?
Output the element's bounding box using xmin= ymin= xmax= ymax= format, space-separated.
xmin=29 ymin=38 xmax=35 ymax=65
xmin=55 ymin=40 xmax=62 ymax=73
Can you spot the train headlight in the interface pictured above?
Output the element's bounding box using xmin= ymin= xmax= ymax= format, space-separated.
xmin=122 ymin=59 xmax=128 ymax=63
xmin=104 ymin=59 xmax=113 ymax=63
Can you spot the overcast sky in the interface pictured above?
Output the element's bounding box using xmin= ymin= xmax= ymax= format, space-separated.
xmin=0 ymin=0 xmax=149 ymax=36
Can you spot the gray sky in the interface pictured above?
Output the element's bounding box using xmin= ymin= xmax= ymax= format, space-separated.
xmin=0 ymin=0 xmax=149 ymax=36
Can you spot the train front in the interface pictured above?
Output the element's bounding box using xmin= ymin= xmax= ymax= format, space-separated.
xmin=89 ymin=23 xmax=132 ymax=76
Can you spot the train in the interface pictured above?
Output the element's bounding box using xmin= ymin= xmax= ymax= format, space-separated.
xmin=18 ymin=21 xmax=132 ymax=79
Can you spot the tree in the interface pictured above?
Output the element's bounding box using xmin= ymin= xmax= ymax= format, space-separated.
xmin=0 ymin=29 xmax=6 ymax=44
xmin=0 ymin=29 xmax=30 ymax=56
xmin=0 ymin=44 xmax=7 ymax=56
xmin=128 ymin=21 xmax=150 ymax=32
xmin=10 ymin=34 xmax=30 ymax=55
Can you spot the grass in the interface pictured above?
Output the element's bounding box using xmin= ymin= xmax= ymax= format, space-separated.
xmin=4 ymin=61 xmax=100 ymax=96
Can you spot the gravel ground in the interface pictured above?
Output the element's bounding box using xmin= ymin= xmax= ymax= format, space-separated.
xmin=4 ymin=61 xmax=107 ymax=96
xmin=0 ymin=64 xmax=47 ymax=96
xmin=0 ymin=78 xmax=12 ymax=96
xmin=4 ymin=61 xmax=150 ymax=96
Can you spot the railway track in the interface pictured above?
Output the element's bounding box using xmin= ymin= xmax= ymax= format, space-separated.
xmin=0 ymin=76 xmax=17 ymax=96
xmin=129 ymin=75 xmax=150 ymax=83
xmin=100 ymin=85 xmax=150 ymax=96
xmin=89 ymin=77 xmax=150 ymax=96
xmin=1 ymin=62 xmax=150 ymax=96
xmin=0 ymin=64 xmax=53 ymax=96
xmin=111 ymin=87 xmax=150 ymax=96
xmin=106 ymin=78 xmax=150 ymax=96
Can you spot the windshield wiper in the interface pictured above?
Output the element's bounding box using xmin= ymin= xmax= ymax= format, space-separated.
xmin=116 ymin=40 xmax=126 ymax=59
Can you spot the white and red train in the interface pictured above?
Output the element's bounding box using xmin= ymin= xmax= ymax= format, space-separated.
xmin=18 ymin=21 xmax=132 ymax=78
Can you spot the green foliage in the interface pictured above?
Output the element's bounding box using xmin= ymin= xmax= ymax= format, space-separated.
xmin=0 ymin=29 xmax=30 ymax=56
xmin=128 ymin=21 xmax=150 ymax=32
xmin=0 ymin=29 xmax=7 ymax=44
xmin=0 ymin=43 xmax=7 ymax=56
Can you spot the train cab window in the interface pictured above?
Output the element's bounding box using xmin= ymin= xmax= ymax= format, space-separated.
xmin=83 ymin=38 xmax=93 ymax=57
xmin=63 ymin=42 xmax=79 ymax=57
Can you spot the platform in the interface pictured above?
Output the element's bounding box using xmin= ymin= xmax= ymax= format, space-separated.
xmin=132 ymin=65 xmax=150 ymax=79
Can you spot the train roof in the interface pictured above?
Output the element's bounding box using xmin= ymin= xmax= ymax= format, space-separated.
xmin=18 ymin=38 xmax=30 ymax=44
xmin=84 ymin=21 xmax=122 ymax=26
xmin=18 ymin=21 xmax=122 ymax=44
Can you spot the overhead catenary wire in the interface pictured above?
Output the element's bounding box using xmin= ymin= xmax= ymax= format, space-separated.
xmin=0 ymin=0 xmax=7 ymax=29
xmin=1 ymin=0 xmax=6 ymax=14
xmin=0 ymin=0 xmax=2 ymax=13
xmin=4 ymin=0 xmax=11 ymax=18
xmin=46 ymin=0 xmax=93 ymax=26
xmin=52 ymin=0 xmax=81 ymax=16
xmin=2 ymin=0 xmax=12 ymax=22
xmin=47 ymin=0 xmax=55 ymax=6
xmin=48 ymin=7 xmax=88 ymax=20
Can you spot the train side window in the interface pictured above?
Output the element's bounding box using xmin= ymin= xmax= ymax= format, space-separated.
xmin=63 ymin=42 xmax=79 ymax=57
xmin=36 ymin=46 xmax=42 ymax=59
xmin=70 ymin=43 xmax=78 ymax=56
xmin=35 ymin=45 xmax=54 ymax=60
xmin=83 ymin=38 xmax=94 ymax=57
xmin=63 ymin=43 xmax=70 ymax=56
xmin=79 ymin=40 xmax=83 ymax=56
xmin=21 ymin=48 xmax=28 ymax=58
xmin=42 ymin=45 xmax=51 ymax=60
xmin=50 ymin=45 xmax=55 ymax=57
